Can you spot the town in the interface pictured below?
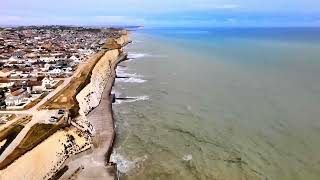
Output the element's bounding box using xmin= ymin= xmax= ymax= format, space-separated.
xmin=0 ymin=26 xmax=119 ymax=121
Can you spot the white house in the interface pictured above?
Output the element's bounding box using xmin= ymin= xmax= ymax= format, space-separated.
xmin=8 ymin=56 xmax=19 ymax=62
xmin=5 ymin=95 xmax=32 ymax=107
xmin=40 ymin=57 xmax=56 ymax=63
xmin=0 ymin=82 xmax=15 ymax=88
xmin=48 ymin=68 xmax=62 ymax=77
xmin=70 ymin=55 xmax=80 ymax=63
xmin=42 ymin=76 xmax=57 ymax=90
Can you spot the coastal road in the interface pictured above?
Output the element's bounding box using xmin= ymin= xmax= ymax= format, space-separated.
xmin=0 ymin=54 xmax=100 ymax=163
xmin=29 ymin=77 xmax=71 ymax=111
xmin=0 ymin=53 xmax=99 ymax=115
xmin=0 ymin=77 xmax=71 ymax=115
xmin=0 ymin=75 xmax=75 ymax=162
xmin=0 ymin=109 xmax=58 ymax=161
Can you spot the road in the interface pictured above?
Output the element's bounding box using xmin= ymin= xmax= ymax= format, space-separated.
xmin=0 ymin=53 xmax=100 ymax=162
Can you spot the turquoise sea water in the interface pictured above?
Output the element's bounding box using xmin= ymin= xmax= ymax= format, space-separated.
xmin=111 ymin=28 xmax=320 ymax=180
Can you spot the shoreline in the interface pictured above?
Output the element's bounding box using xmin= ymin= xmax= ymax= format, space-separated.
xmin=58 ymin=36 xmax=130 ymax=180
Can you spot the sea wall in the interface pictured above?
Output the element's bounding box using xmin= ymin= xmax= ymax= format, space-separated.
xmin=76 ymin=49 xmax=120 ymax=117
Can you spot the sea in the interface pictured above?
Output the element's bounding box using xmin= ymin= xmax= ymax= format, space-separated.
xmin=110 ymin=27 xmax=320 ymax=180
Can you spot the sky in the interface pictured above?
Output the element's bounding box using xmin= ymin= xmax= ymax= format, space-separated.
xmin=1 ymin=0 xmax=320 ymax=27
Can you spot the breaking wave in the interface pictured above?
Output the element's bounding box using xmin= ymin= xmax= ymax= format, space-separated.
xmin=110 ymin=151 xmax=135 ymax=173
xmin=111 ymin=90 xmax=122 ymax=97
xmin=116 ymin=77 xmax=147 ymax=83
xmin=116 ymin=66 xmax=128 ymax=71
xmin=114 ymin=96 xmax=150 ymax=105
xmin=116 ymin=67 xmax=144 ymax=78
xmin=128 ymin=52 xmax=147 ymax=59
xmin=116 ymin=66 xmax=146 ymax=83
xmin=182 ymin=154 xmax=193 ymax=161
xmin=110 ymin=150 xmax=147 ymax=174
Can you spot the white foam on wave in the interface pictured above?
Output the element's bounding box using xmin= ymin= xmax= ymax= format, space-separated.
xmin=116 ymin=77 xmax=147 ymax=83
xmin=111 ymin=152 xmax=135 ymax=173
xmin=117 ymin=72 xmax=144 ymax=78
xmin=128 ymin=52 xmax=147 ymax=59
xmin=111 ymin=90 xmax=122 ymax=97
xmin=116 ymin=66 xmax=128 ymax=71
xmin=114 ymin=95 xmax=149 ymax=105
xmin=110 ymin=150 xmax=148 ymax=174
xmin=182 ymin=154 xmax=193 ymax=161
xmin=116 ymin=67 xmax=144 ymax=78
xmin=128 ymin=52 xmax=168 ymax=59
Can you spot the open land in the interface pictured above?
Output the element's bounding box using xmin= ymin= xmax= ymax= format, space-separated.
xmin=0 ymin=26 xmax=130 ymax=180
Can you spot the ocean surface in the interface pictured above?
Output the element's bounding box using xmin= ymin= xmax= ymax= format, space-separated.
xmin=111 ymin=27 xmax=320 ymax=180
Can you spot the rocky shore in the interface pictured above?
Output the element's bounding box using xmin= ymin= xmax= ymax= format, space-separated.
xmin=0 ymin=31 xmax=130 ymax=180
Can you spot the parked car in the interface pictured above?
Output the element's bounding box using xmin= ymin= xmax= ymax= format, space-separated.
xmin=49 ymin=116 xmax=58 ymax=122
xmin=58 ymin=109 xmax=65 ymax=114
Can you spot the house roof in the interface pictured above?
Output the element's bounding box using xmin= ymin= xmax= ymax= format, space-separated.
xmin=0 ymin=68 xmax=13 ymax=73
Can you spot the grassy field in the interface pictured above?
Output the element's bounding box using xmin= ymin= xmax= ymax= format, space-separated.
xmin=19 ymin=123 xmax=64 ymax=149
xmin=0 ymin=116 xmax=32 ymax=156
xmin=39 ymin=52 xmax=105 ymax=118
xmin=0 ymin=116 xmax=32 ymax=142
xmin=22 ymin=92 xmax=49 ymax=110
xmin=0 ymin=125 xmax=24 ymax=155
xmin=6 ymin=114 xmax=17 ymax=121
xmin=52 ymin=80 xmax=64 ymax=89
xmin=0 ymin=119 xmax=67 ymax=170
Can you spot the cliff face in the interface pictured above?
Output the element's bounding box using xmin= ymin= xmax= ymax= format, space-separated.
xmin=104 ymin=31 xmax=129 ymax=50
xmin=0 ymin=128 xmax=91 ymax=180
xmin=77 ymin=32 xmax=128 ymax=117
xmin=76 ymin=49 xmax=120 ymax=117
xmin=115 ymin=31 xmax=129 ymax=46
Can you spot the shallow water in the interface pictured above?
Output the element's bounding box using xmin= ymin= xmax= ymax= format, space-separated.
xmin=111 ymin=28 xmax=320 ymax=180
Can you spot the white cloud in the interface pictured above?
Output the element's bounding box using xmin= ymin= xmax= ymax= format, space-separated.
xmin=94 ymin=16 xmax=145 ymax=24
xmin=0 ymin=15 xmax=145 ymax=26
xmin=195 ymin=3 xmax=240 ymax=10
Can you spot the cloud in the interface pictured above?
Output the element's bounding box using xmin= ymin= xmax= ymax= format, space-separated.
xmin=94 ymin=16 xmax=145 ymax=24
xmin=0 ymin=15 xmax=145 ymax=26
xmin=194 ymin=3 xmax=240 ymax=10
